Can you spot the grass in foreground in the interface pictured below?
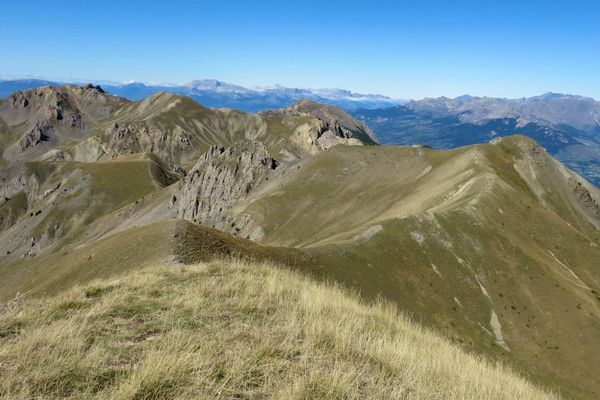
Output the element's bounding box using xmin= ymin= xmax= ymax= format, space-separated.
xmin=0 ymin=259 xmax=558 ymax=399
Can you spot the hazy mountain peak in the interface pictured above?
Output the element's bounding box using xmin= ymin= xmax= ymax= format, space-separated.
xmin=454 ymin=94 xmax=474 ymax=102
xmin=537 ymin=91 xmax=567 ymax=99
xmin=527 ymin=91 xmax=596 ymax=102
xmin=184 ymin=79 xmax=249 ymax=93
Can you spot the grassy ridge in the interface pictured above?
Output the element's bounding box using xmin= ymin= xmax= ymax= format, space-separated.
xmin=0 ymin=259 xmax=557 ymax=399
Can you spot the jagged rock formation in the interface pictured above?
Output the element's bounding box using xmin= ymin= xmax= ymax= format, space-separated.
xmin=283 ymin=99 xmax=378 ymax=145
xmin=284 ymin=115 xmax=367 ymax=154
xmin=176 ymin=141 xmax=277 ymax=240
xmin=103 ymin=121 xmax=193 ymax=164
xmin=573 ymin=179 xmax=600 ymax=219
xmin=3 ymin=84 xmax=115 ymax=126
xmin=507 ymin=137 xmax=600 ymax=231
xmin=17 ymin=121 xmax=52 ymax=152
xmin=0 ymin=84 xmax=124 ymax=161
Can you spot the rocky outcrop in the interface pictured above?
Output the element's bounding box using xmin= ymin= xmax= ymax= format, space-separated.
xmin=175 ymin=141 xmax=277 ymax=240
xmin=43 ymin=89 xmax=86 ymax=130
xmin=285 ymin=99 xmax=378 ymax=145
xmin=572 ymin=179 xmax=600 ymax=219
xmin=9 ymin=92 xmax=30 ymax=109
xmin=104 ymin=122 xmax=193 ymax=159
xmin=2 ymin=84 xmax=119 ymax=131
xmin=0 ymin=166 xmax=50 ymax=240
xmin=8 ymin=86 xmax=87 ymax=130
xmin=0 ymin=167 xmax=47 ymax=212
xmin=80 ymin=83 xmax=105 ymax=93
xmin=289 ymin=118 xmax=367 ymax=154
xmin=17 ymin=121 xmax=53 ymax=152
xmin=105 ymin=122 xmax=147 ymax=156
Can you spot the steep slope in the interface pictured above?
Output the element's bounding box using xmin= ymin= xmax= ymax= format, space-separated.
xmin=230 ymin=136 xmax=600 ymax=399
xmin=242 ymin=136 xmax=600 ymax=246
xmin=0 ymin=155 xmax=176 ymax=261
xmin=0 ymin=259 xmax=556 ymax=400
xmin=0 ymin=84 xmax=125 ymax=162
xmin=96 ymin=93 xmax=368 ymax=166
xmin=175 ymin=141 xmax=279 ymax=240
xmin=0 ymin=220 xmax=307 ymax=302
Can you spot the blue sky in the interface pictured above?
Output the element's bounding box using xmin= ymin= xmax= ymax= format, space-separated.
xmin=1 ymin=0 xmax=599 ymax=99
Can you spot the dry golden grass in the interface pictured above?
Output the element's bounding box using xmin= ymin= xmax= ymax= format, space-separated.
xmin=0 ymin=259 xmax=557 ymax=399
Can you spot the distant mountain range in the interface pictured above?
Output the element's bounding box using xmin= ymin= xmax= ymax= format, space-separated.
xmin=351 ymin=93 xmax=600 ymax=186
xmin=0 ymin=78 xmax=404 ymax=112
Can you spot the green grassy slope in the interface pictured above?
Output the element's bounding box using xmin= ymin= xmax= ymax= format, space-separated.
xmin=0 ymin=220 xmax=308 ymax=302
xmin=0 ymin=259 xmax=557 ymax=400
xmin=237 ymin=136 xmax=600 ymax=399
xmin=99 ymin=92 xmax=369 ymax=167
xmin=0 ymin=156 xmax=173 ymax=264
xmin=0 ymin=134 xmax=597 ymax=397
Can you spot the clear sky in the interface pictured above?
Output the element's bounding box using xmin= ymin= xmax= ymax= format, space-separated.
xmin=1 ymin=0 xmax=599 ymax=100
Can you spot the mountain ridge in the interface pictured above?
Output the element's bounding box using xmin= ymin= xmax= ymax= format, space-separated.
xmin=351 ymin=93 xmax=600 ymax=187
xmin=1 ymin=85 xmax=600 ymax=398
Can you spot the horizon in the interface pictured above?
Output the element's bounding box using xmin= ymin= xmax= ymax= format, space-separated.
xmin=1 ymin=74 xmax=598 ymax=103
xmin=1 ymin=1 xmax=599 ymax=100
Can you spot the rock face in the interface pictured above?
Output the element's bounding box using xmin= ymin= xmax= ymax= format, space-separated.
xmin=104 ymin=121 xmax=193 ymax=160
xmin=4 ymin=85 xmax=105 ymax=129
xmin=105 ymin=122 xmax=153 ymax=156
xmin=0 ymin=191 xmax=28 ymax=232
xmin=1 ymin=85 xmax=125 ymax=162
xmin=176 ymin=141 xmax=277 ymax=240
xmin=287 ymin=116 xmax=366 ymax=154
xmin=17 ymin=121 xmax=53 ymax=152
xmin=573 ymin=180 xmax=600 ymax=218
xmin=9 ymin=91 xmax=30 ymax=109
xmin=284 ymin=99 xmax=378 ymax=145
